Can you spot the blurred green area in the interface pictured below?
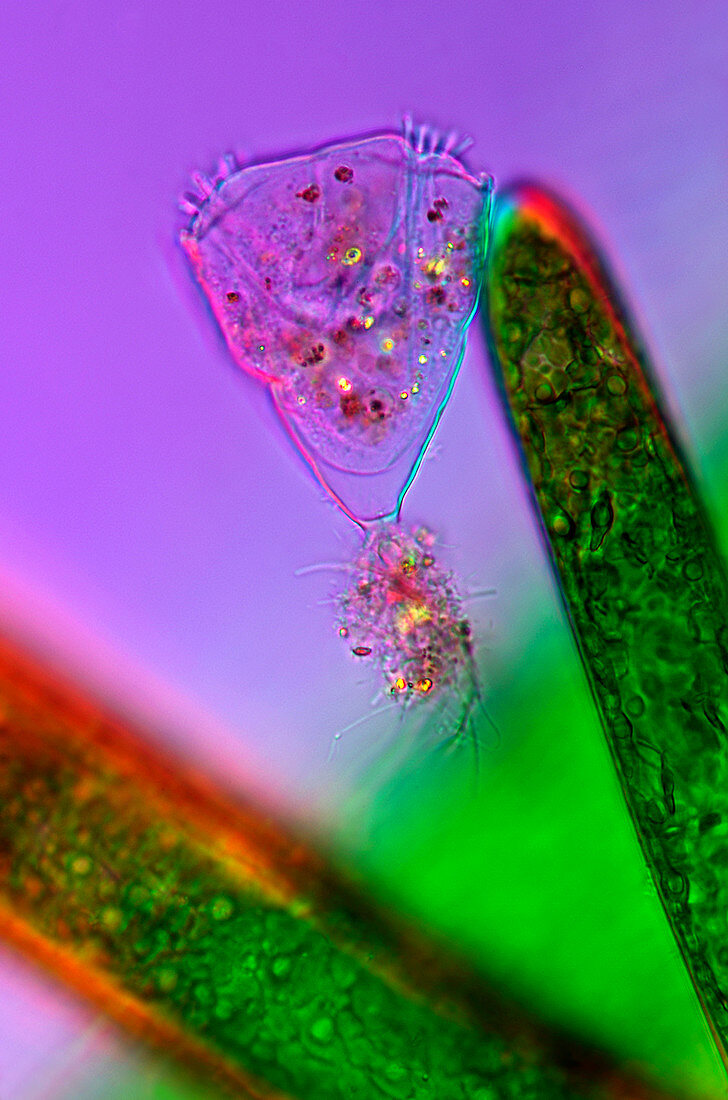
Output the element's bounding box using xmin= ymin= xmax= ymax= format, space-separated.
xmin=351 ymin=613 xmax=726 ymax=1098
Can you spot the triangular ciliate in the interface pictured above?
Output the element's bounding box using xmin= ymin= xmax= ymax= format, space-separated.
xmin=180 ymin=125 xmax=492 ymax=522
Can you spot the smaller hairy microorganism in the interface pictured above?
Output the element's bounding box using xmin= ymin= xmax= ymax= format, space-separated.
xmin=335 ymin=523 xmax=486 ymax=763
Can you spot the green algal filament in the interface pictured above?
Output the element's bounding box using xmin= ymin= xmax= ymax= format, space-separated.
xmin=485 ymin=185 xmax=728 ymax=1069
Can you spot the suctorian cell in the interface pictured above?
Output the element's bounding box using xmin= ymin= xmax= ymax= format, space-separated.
xmin=181 ymin=125 xmax=491 ymax=521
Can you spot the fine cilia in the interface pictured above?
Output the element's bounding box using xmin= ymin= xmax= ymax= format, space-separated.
xmin=179 ymin=120 xmax=493 ymax=765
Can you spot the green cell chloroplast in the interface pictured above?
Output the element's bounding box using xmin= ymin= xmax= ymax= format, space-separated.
xmin=484 ymin=184 xmax=728 ymax=1069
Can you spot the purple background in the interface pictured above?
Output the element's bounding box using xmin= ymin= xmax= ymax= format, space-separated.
xmin=1 ymin=2 xmax=727 ymax=1095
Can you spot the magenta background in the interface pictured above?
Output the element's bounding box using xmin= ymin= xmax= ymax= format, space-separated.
xmin=1 ymin=2 xmax=727 ymax=1096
